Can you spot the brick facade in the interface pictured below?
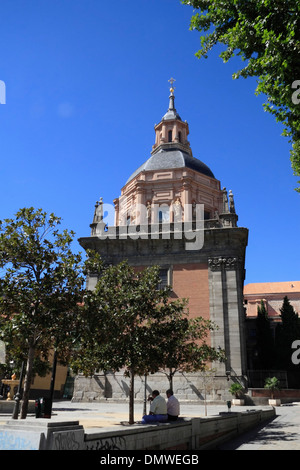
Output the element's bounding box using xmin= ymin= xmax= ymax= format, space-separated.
xmin=172 ymin=263 xmax=210 ymax=321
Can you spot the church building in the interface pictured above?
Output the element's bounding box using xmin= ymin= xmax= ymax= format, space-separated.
xmin=76 ymin=81 xmax=249 ymax=402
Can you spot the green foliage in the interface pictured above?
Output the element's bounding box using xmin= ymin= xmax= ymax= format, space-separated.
xmin=0 ymin=207 xmax=85 ymax=417
xmin=156 ymin=315 xmax=225 ymax=388
xmin=0 ymin=208 xmax=84 ymax=355
xmin=182 ymin=0 xmax=300 ymax=191
xmin=264 ymin=376 xmax=280 ymax=398
xmin=70 ymin=256 xmax=225 ymax=423
xmin=229 ymin=382 xmax=244 ymax=398
xmin=255 ymin=300 xmax=275 ymax=369
xmin=72 ymin=258 xmax=224 ymax=378
xmin=71 ymin=260 xmax=188 ymax=376
xmin=275 ymin=296 xmax=300 ymax=370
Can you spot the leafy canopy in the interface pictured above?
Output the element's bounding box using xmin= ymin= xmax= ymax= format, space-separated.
xmin=71 ymin=260 xmax=190 ymax=377
xmin=182 ymin=0 xmax=300 ymax=191
xmin=0 ymin=207 xmax=85 ymax=418
xmin=0 ymin=207 xmax=84 ymax=359
xmin=71 ymin=257 xmax=225 ymax=424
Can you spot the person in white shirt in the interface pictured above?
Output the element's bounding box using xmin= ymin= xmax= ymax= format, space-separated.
xmin=166 ymin=389 xmax=180 ymax=421
xmin=142 ymin=390 xmax=168 ymax=423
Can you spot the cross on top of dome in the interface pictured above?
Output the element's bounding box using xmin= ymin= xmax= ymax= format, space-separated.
xmin=168 ymin=77 xmax=176 ymax=93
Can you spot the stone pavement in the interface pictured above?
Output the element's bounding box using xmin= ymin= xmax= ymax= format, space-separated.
xmin=218 ymin=403 xmax=300 ymax=450
xmin=1 ymin=400 xmax=236 ymax=429
xmin=1 ymin=400 xmax=300 ymax=450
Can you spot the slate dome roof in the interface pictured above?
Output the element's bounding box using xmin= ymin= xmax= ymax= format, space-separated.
xmin=125 ymin=148 xmax=215 ymax=184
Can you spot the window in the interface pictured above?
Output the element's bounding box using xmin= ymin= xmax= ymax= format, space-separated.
xmin=158 ymin=205 xmax=170 ymax=223
xmin=168 ymin=130 xmax=172 ymax=142
xmin=158 ymin=268 xmax=171 ymax=290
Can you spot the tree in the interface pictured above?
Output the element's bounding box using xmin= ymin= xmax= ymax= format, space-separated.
xmin=0 ymin=208 xmax=84 ymax=418
xmin=255 ymin=300 xmax=275 ymax=369
xmin=198 ymin=368 xmax=217 ymax=416
xmin=155 ymin=315 xmax=225 ymax=390
xmin=275 ymin=296 xmax=300 ymax=370
xmin=71 ymin=259 xmax=224 ymax=424
xmin=182 ymin=0 xmax=300 ymax=191
xmin=71 ymin=260 xmax=188 ymax=424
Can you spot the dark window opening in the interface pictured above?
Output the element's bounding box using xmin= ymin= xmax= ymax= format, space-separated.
xmin=158 ymin=206 xmax=170 ymax=223
xmin=168 ymin=130 xmax=172 ymax=142
xmin=158 ymin=268 xmax=169 ymax=290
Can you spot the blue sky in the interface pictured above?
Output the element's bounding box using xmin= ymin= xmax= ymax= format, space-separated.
xmin=0 ymin=0 xmax=299 ymax=285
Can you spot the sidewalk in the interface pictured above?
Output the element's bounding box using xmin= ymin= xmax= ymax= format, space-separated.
xmin=218 ymin=403 xmax=300 ymax=450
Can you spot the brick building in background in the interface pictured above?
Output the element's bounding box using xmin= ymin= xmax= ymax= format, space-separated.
xmin=244 ymin=282 xmax=300 ymax=320
xmin=244 ymin=281 xmax=300 ymax=380
xmin=77 ymin=83 xmax=249 ymax=401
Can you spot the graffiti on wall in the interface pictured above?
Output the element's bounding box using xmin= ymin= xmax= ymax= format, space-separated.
xmin=86 ymin=435 xmax=126 ymax=451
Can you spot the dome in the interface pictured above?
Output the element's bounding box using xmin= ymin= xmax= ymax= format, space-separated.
xmin=125 ymin=148 xmax=215 ymax=184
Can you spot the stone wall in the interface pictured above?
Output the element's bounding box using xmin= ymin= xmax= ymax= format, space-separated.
xmin=84 ymin=408 xmax=275 ymax=451
xmin=73 ymin=371 xmax=241 ymax=403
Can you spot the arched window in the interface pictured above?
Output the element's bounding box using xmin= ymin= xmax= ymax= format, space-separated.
xmin=168 ymin=130 xmax=172 ymax=142
xmin=158 ymin=205 xmax=170 ymax=223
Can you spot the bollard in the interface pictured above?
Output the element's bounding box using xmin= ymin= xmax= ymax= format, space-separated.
xmin=35 ymin=398 xmax=42 ymax=418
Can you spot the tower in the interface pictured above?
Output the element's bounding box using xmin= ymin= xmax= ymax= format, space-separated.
xmin=77 ymin=82 xmax=249 ymax=400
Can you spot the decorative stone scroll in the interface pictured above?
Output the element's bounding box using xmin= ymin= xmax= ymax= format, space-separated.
xmin=208 ymin=257 xmax=238 ymax=271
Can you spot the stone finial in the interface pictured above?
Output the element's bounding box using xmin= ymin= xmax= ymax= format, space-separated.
xmin=93 ymin=197 xmax=104 ymax=224
xmin=229 ymin=190 xmax=236 ymax=214
xmin=222 ymin=187 xmax=229 ymax=213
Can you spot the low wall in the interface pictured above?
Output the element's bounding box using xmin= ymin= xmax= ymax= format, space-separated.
xmin=0 ymin=400 xmax=35 ymax=413
xmin=84 ymin=408 xmax=276 ymax=451
xmin=0 ymin=408 xmax=275 ymax=450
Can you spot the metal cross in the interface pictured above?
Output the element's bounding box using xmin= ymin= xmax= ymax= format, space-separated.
xmin=168 ymin=77 xmax=176 ymax=90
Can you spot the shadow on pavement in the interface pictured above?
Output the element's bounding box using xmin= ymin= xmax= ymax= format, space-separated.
xmin=217 ymin=415 xmax=280 ymax=450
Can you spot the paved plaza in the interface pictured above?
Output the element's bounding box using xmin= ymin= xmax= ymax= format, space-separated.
xmin=1 ymin=400 xmax=233 ymax=428
xmin=1 ymin=400 xmax=300 ymax=450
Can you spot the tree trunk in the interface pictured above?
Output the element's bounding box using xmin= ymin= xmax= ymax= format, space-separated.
xmin=129 ymin=370 xmax=134 ymax=425
xmin=168 ymin=369 xmax=174 ymax=390
xmin=48 ymin=350 xmax=57 ymax=418
xmin=20 ymin=345 xmax=35 ymax=419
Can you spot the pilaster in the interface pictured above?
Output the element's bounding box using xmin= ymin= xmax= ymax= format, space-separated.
xmin=208 ymin=257 xmax=246 ymax=378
